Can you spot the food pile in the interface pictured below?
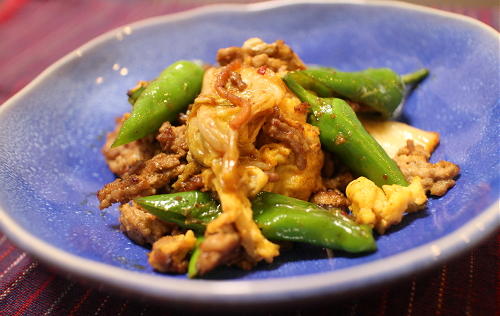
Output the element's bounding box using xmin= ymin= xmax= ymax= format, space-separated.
xmin=97 ymin=38 xmax=459 ymax=277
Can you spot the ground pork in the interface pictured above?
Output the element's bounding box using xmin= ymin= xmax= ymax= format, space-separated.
xmin=394 ymin=140 xmax=460 ymax=196
xmin=172 ymin=160 xmax=204 ymax=192
xmin=97 ymin=153 xmax=184 ymax=209
xmin=217 ymin=38 xmax=306 ymax=74
xmin=196 ymin=223 xmax=243 ymax=276
xmin=99 ymin=120 xmax=196 ymax=209
xmin=156 ymin=122 xmax=207 ymax=192
xmin=262 ymin=108 xmax=310 ymax=170
xmin=156 ymin=121 xmax=188 ymax=156
xmin=119 ymin=202 xmax=178 ymax=246
xmin=320 ymin=153 xmax=355 ymax=192
xmin=148 ymin=230 xmax=197 ymax=274
xmin=321 ymin=152 xmax=336 ymax=179
xmin=102 ymin=113 xmax=159 ymax=177
xmin=323 ymin=170 xmax=355 ymax=192
xmin=310 ymin=189 xmax=350 ymax=209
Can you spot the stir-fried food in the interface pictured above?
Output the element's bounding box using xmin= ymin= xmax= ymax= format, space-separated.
xmin=97 ymin=38 xmax=460 ymax=277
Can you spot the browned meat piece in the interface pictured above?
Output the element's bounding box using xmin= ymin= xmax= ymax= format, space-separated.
xmin=310 ymin=189 xmax=350 ymax=209
xmin=229 ymin=71 xmax=247 ymax=91
xmin=262 ymin=108 xmax=310 ymax=170
xmin=196 ymin=223 xmax=243 ymax=276
xmin=394 ymin=140 xmax=460 ymax=196
xmin=102 ymin=113 xmax=159 ymax=177
xmin=97 ymin=153 xmax=184 ymax=209
xmin=321 ymin=152 xmax=336 ymax=178
xmin=173 ymin=174 xmax=204 ymax=192
xmin=323 ymin=170 xmax=355 ymax=192
xmin=119 ymin=202 xmax=177 ymax=246
xmin=148 ymin=230 xmax=197 ymax=274
xmin=156 ymin=122 xmax=188 ymax=156
xmin=217 ymin=38 xmax=306 ymax=74
xmin=346 ymin=100 xmax=374 ymax=114
xmin=172 ymin=159 xmax=205 ymax=192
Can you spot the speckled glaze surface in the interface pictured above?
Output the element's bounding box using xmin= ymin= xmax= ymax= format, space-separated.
xmin=0 ymin=0 xmax=498 ymax=305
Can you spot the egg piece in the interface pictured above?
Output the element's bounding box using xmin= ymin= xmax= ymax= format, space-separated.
xmin=346 ymin=176 xmax=427 ymax=234
xmin=361 ymin=118 xmax=440 ymax=157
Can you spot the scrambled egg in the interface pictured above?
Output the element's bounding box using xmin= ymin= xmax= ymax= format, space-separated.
xmin=186 ymin=62 xmax=323 ymax=263
xmin=346 ymin=177 xmax=427 ymax=234
xmin=361 ymin=118 xmax=440 ymax=158
xmin=148 ymin=230 xmax=197 ymax=273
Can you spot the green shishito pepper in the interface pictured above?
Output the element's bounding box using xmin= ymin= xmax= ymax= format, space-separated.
xmin=252 ymin=192 xmax=375 ymax=252
xmin=187 ymin=236 xmax=204 ymax=278
xmin=185 ymin=191 xmax=377 ymax=278
xmin=283 ymin=74 xmax=408 ymax=187
xmin=135 ymin=191 xmax=376 ymax=253
xmin=126 ymin=81 xmax=149 ymax=106
xmin=296 ymin=68 xmax=428 ymax=117
xmin=112 ymin=61 xmax=204 ymax=147
xmin=135 ymin=191 xmax=221 ymax=235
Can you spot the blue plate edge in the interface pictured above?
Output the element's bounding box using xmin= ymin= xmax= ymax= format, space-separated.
xmin=0 ymin=197 xmax=497 ymax=304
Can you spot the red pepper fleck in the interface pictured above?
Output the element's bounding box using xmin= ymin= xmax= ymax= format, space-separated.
xmin=257 ymin=65 xmax=268 ymax=75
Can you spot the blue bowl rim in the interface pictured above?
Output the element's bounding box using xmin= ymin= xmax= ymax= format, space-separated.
xmin=0 ymin=0 xmax=498 ymax=305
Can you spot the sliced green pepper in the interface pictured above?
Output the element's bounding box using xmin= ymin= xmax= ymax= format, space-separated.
xmin=283 ymin=74 xmax=408 ymax=187
xmin=135 ymin=191 xmax=376 ymax=254
xmin=112 ymin=60 xmax=204 ymax=147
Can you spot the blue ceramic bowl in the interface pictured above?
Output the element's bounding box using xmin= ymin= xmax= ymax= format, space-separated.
xmin=0 ymin=0 xmax=498 ymax=306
